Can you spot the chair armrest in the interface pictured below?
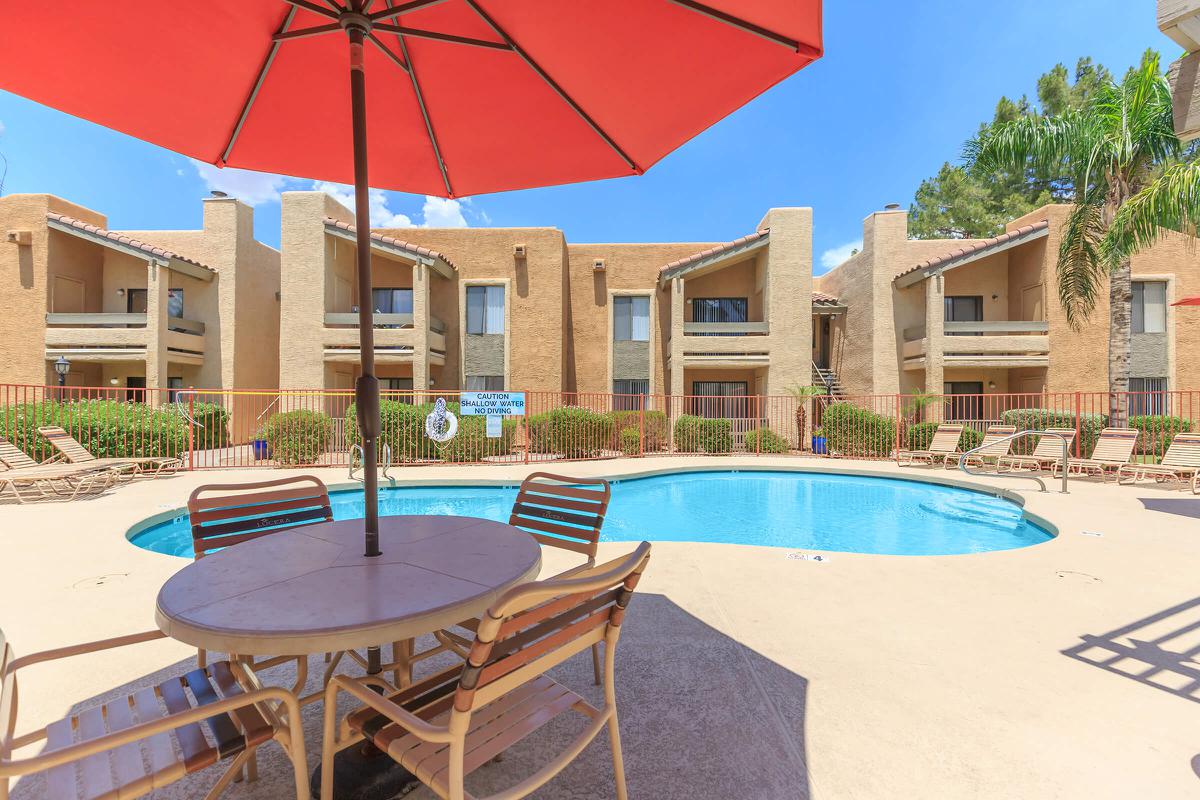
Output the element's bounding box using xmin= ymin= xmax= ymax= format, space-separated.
xmin=329 ymin=675 xmax=453 ymax=744
xmin=6 ymin=630 xmax=166 ymax=675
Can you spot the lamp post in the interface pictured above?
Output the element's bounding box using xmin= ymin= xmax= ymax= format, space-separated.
xmin=53 ymin=356 xmax=70 ymax=399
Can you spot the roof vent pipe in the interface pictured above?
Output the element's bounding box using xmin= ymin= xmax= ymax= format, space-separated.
xmin=883 ymin=203 xmax=901 ymax=211
xmin=210 ymin=190 xmax=228 ymax=199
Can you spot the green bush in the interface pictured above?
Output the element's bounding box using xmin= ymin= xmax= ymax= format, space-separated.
xmin=672 ymin=415 xmax=703 ymax=452
xmin=906 ymin=422 xmax=983 ymax=453
xmin=611 ymin=410 xmax=668 ymax=452
xmin=2 ymin=399 xmax=188 ymax=461
xmin=527 ymin=406 xmax=614 ymax=458
xmin=618 ymin=427 xmax=642 ymax=456
xmin=700 ymin=418 xmax=733 ymax=454
xmin=346 ymin=399 xmax=515 ymax=463
xmin=1129 ymin=415 xmax=1192 ymax=455
xmin=177 ymin=401 xmax=230 ymax=449
xmin=1000 ymin=408 xmax=1108 ymax=456
xmin=744 ymin=427 xmax=789 ymax=454
xmin=264 ymin=409 xmax=331 ymax=465
xmin=821 ymin=402 xmax=897 ymax=457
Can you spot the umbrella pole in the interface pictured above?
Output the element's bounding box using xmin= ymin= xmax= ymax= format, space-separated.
xmin=348 ymin=24 xmax=382 ymax=559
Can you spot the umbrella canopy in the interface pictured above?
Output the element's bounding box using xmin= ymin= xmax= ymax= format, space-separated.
xmin=1172 ymin=296 xmax=1200 ymax=306
xmin=0 ymin=0 xmax=822 ymax=558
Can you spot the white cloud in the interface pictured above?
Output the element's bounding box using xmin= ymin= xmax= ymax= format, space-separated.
xmin=421 ymin=196 xmax=468 ymax=228
xmin=0 ymin=120 xmax=6 ymax=137
xmin=313 ymin=181 xmax=414 ymax=227
xmin=820 ymin=240 xmax=862 ymax=271
xmin=192 ymin=160 xmax=288 ymax=206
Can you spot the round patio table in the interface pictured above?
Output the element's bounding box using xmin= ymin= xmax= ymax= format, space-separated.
xmin=155 ymin=515 xmax=542 ymax=657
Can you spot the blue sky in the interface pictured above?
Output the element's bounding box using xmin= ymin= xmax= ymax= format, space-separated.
xmin=0 ymin=1 xmax=1177 ymax=274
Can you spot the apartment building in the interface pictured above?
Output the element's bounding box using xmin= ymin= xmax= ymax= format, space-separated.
xmin=0 ymin=193 xmax=280 ymax=396
xmin=277 ymin=191 xmax=818 ymax=412
xmin=816 ymin=202 xmax=1200 ymax=408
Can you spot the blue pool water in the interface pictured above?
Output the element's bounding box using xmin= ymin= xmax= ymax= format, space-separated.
xmin=129 ymin=470 xmax=1051 ymax=558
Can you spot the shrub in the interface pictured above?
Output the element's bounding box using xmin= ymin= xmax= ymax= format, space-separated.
xmin=346 ymin=399 xmax=515 ymax=463
xmin=821 ymin=402 xmax=896 ymax=457
xmin=744 ymin=427 xmax=789 ymax=454
xmin=1000 ymin=408 xmax=1108 ymax=456
xmin=700 ymin=418 xmax=733 ymax=454
xmin=177 ymin=401 xmax=230 ymax=449
xmin=672 ymin=415 xmax=702 ymax=452
xmin=2 ymin=399 xmax=188 ymax=461
xmin=527 ymin=406 xmax=614 ymax=458
xmin=907 ymin=422 xmax=983 ymax=453
xmin=264 ymin=409 xmax=331 ymax=465
xmin=1129 ymin=415 xmax=1192 ymax=455
xmin=618 ymin=427 xmax=642 ymax=455
xmin=610 ymin=410 xmax=668 ymax=452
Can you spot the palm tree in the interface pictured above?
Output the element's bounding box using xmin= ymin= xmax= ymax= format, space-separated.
xmin=967 ymin=52 xmax=1180 ymax=423
xmin=784 ymin=384 xmax=828 ymax=450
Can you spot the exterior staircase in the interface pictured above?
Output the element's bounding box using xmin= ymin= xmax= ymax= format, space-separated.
xmin=812 ymin=365 xmax=845 ymax=399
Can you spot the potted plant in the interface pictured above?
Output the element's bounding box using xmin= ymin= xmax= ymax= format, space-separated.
xmin=251 ymin=426 xmax=271 ymax=460
xmin=785 ymin=384 xmax=829 ymax=450
xmin=811 ymin=426 xmax=827 ymax=455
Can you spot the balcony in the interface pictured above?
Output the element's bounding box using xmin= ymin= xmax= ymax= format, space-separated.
xmin=902 ymin=321 xmax=1049 ymax=370
xmin=682 ymin=321 xmax=769 ymax=336
xmin=321 ymin=313 xmax=446 ymax=364
xmin=44 ymin=312 xmax=206 ymax=363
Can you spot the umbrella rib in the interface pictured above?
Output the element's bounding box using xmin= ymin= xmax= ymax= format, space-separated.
xmin=369 ymin=0 xmax=451 ymax=23
xmin=273 ymin=22 xmax=344 ymax=41
xmin=366 ymin=32 xmax=411 ymax=73
xmin=282 ymin=0 xmax=341 ymax=20
xmin=220 ymin=5 xmax=298 ymax=165
xmin=391 ymin=31 xmax=454 ymax=196
xmin=666 ymin=0 xmax=820 ymax=57
xmin=373 ymin=23 xmax=512 ymax=51
xmin=464 ymin=0 xmax=641 ymax=174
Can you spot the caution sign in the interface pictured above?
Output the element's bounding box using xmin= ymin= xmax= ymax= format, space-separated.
xmin=459 ymin=391 xmax=526 ymax=417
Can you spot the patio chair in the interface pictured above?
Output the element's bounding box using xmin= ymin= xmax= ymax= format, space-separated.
xmin=897 ymin=423 xmax=964 ymax=466
xmin=0 ymin=438 xmax=119 ymax=503
xmin=997 ymin=428 xmax=1078 ymax=473
xmin=320 ymin=541 xmax=652 ymax=800
xmin=0 ymin=627 xmax=309 ymax=800
xmin=440 ymin=472 xmax=612 ymax=686
xmin=188 ymin=476 xmax=334 ymax=679
xmin=1118 ymin=432 xmax=1200 ymax=493
xmin=36 ymin=425 xmax=182 ymax=479
xmin=1053 ymin=428 xmax=1139 ymax=481
xmin=941 ymin=424 xmax=1016 ymax=470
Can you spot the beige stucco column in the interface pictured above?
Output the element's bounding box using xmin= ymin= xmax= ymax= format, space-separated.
xmin=924 ymin=273 xmax=945 ymax=395
xmin=669 ymin=276 xmax=685 ymax=397
xmin=145 ymin=260 xmax=169 ymax=403
xmin=757 ymin=207 xmax=813 ymax=397
xmin=412 ymin=263 xmax=429 ymax=394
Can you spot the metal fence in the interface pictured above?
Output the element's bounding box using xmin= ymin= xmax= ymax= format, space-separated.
xmin=1 ymin=383 xmax=1196 ymax=469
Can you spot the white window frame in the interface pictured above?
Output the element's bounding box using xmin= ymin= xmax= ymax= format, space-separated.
xmin=1132 ymin=281 xmax=1167 ymax=334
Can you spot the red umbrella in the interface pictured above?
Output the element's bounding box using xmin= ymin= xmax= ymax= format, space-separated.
xmin=1172 ymin=296 xmax=1200 ymax=306
xmin=0 ymin=1 xmax=822 ymax=557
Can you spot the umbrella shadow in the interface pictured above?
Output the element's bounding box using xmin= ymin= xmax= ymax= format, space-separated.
xmin=1138 ymin=497 xmax=1200 ymax=521
xmin=9 ymin=593 xmax=811 ymax=799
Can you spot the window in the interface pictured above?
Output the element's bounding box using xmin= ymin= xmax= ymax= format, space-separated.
xmin=167 ymin=289 xmax=184 ymax=318
xmin=944 ymin=296 xmax=983 ymax=335
xmin=943 ymin=381 xmax=984 ymax=420
xmin=613 ymin=296 xmax=650 ymax=342
xmin=1130 ymin=377 xmax=1169 ymax=415
xmin=613 ymin=379 xmax=649 ymax=410
xmin=691 ymin=381 xmax=749 ymax=419
xmin=1132 ymin=282 xmax=1167 ymax=333
xmin=371 ymin=288 xmax=413 ymax=315
xmin=466 ymin=375 xmax=504 ymax=391
xmin=691 ymin=298 xmax=748 ymax=323
xmin=167 ymin=376 xmax=183 ymax=404
xmin=466 ymin=285 xmax=504 ymax=334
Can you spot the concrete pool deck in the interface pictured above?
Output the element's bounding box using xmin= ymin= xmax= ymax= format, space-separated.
xmin=1 ymin=456 xmax=1199 ymax=798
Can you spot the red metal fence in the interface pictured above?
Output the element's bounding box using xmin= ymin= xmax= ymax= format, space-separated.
xmin=1 ymin=383 xmax=1196 ymax=470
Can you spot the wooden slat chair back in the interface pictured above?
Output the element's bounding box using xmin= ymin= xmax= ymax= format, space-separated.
xmin=976 ymin=425 xmax=1016 ymax=457
xmin=1162 ymin=433 xmax=1200 ymax=468
xmin=508 ymin=472 xmax=611 ymax=562
xmin=927 ymin=424 xmax=965 ymax=453
xmin=35 ymin=426 xmax=96 ymax=463
xmin=0 ymin=627 xmax=309 ymax=800
xmin=0 ymin=440 xmax=38 ymax=470
xmin=1031 ymin=428 xmax=1077 ymax=459
xmin=188 ymin=476 xmax=333 ymax=559
xmin=325 ymin=543 xmax=652 ymax=800
xmin=1088 ymin=428 xmax=1139 ymax=463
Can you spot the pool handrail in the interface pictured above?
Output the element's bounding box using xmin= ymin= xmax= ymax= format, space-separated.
xmin=958 ymin=429 xmax=1070 ymax=494
xmin=349 ymin=442 xmax=392 ymax=481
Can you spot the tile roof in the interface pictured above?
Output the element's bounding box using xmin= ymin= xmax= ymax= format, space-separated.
xmin=812 ymin=290 xmax=842 ymax=306
xmin=324 ymin=218 xmax=456 ymax=269
xmin=46 ymin=213 xmax=215 ymax=272
xmin=895 ymin=220 xmax=1050 ymax=282
xmin=660 ymin=229 xmax=769 ymax=275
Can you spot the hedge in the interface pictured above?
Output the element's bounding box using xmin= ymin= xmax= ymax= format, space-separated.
xmin=263 ymin=409 xmax=331 ymax=465
xmin=1128 ymin=415 xmax=1192 ymax=455
xmin=906 ymin=422 xmax=983 ymax=453
xmin=999 ymin=408 xmax=1107 ymax=456
xmin=672 ymin=415 xmax=702 ymax=452
xmin=701 ymin=418 xmax=733 ymax=454
xmin=617 ymin=427 xmax=642 ymax=456
xmin=821 ymin=402 xmax=896 ymax=457
xmin=744 ymin=427 xmax=789 ymax=454
xmin=611 ymin=410 xmax=668 ymax=452
xmin=345 ymin=399 xmax=515 ymax=463
xmin=184 ymin=401 xmax=230 ymax=449
xmin=2 ymin=399 xmax=189 ymax=461
xmin=527 ymin=406 xmax=613 ymax=458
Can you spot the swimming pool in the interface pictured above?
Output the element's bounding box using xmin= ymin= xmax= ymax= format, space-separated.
xmin=129 ymin=470 xmax=1052 ymax=558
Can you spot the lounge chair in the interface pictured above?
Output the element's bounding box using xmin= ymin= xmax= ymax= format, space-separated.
xmin=37 ymin=425 xmax=183 ymax=478
xmin=442 ymin=472 xmax=613 ymax=686
xmin=997 ymin=428 xmax=1078 ymax=473
xmin=320 ymin=542 xmax=652 ymax=800
xmin=1053 ymin=428 xmax=1139 ymax=481
xmin=0 ymin=627 xmax=309 ymax=800
xmin=941 ymin=424 xmax=1016 ymax=469
xmin=1118 ymin=432 xmax=1200 ymax=493
xmin=0 ymin=438 xmax=119 ymax=503
xmin=897 ymin=423 xmax=964 ymax=466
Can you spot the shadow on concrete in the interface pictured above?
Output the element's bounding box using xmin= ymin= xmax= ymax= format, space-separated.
xmin=10 ymin=593 xmax=811 ymax=799
xmin=1139 ymin=497 xmax=1200 ymax=521
xmin=1063 ymin=595 xmax=1200 ymax=706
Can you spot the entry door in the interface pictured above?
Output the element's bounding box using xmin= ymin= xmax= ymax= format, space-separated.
xmin=944 ymin=381 xmax=984 ymax=420
xmin=125 ymin=376 xmax=146 ymax=403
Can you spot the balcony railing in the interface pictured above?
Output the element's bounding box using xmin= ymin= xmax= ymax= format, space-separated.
xmin=903 ymin=320 xmax=1048 ymax=340
xmin=682 ymin=321 xmax=769 ymax=336
xmin=902 ymin=321 xmax=1050 ymax=369
xmin=324 ymin=313 xmax=447 ymax=332
xmin=45 ymin=312 xmax=205 ymax=335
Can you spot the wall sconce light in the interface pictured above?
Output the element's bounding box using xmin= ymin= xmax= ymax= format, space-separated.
xmin=991 ymin=294 xmax=999 ymax=300
xmin=109 ymin=378 xmax=119 ymax=386
xmin=428 ymin=379 xmax=435 ymax=387
xmin=987 ymin=381 xmax=996 ymax=390
xmin=116 ymin=288 xmax=126 ymax=297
